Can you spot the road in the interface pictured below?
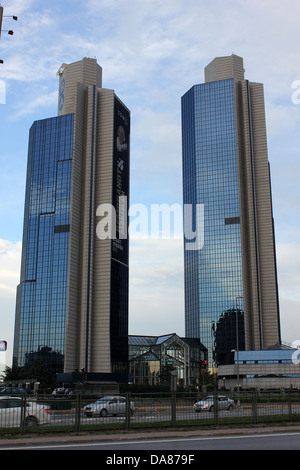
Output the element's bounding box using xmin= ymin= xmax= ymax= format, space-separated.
xmin=2 ymin=431 xmax=300 ymax=450
xmin=49 ymin=401 xmax=298 ymax=426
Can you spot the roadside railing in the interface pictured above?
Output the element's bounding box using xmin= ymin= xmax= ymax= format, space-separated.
xmin=0 ymin=390 xmax=300 ymax=435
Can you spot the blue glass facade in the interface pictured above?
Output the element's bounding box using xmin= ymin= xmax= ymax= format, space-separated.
xmin=182 ymin=79 xmax=244 ymax=367
xmin=16 ymin=114 xmax=74 ymax=373
xmin=236 ymin=349 xmax=298 ymax=366
xmin=14 ymin=59 xmax=131 ymax=383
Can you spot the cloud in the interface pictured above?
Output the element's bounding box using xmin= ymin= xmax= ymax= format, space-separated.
xmin=0 ymin=239 xmax=21 ymax=292
xmin=129 ymin=237 xmax=185 ymax=337
xmin=133 ymin=108 xmax=181 ymax=167
xmin=267 ymin=104 xmax=300 ymax=139
xmin=128 ymin=110 xmax=183 ymax=217
xmin=276 ymin=242 xmax=300 ymax=344
xmin=277 ymin=243 xmax=300 ymax=297
xmin=3 ymin=0 xmax=36 ymax=15
xmin=0 ymin=239 xmax=22 ymax=365
xmin=10 ymin=90 xmax=58 ymax=120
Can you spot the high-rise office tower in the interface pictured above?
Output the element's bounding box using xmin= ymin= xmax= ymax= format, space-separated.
xmin=181 ymin=55 xmax=281 ymax=366
xmin=13 ymin=58 xmax=130 ymax=381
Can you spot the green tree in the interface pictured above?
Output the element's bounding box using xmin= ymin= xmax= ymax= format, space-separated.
xmin=1 ymin=365 xmax=28 ymax=382
xmin=1 ymin=360 xmax=57 ymax=391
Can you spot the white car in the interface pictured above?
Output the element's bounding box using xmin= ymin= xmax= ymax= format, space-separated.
xmin=52 ymin=388 xmax=65 ymax=395
xmin=194 ymin=395 xmax=234 ymax=412
xmin=0 ymin=396 xmax=51 ymax=427
xmin=83 ymin=396 xmax=135 ymax=418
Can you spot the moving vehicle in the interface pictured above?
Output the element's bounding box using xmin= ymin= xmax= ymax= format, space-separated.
xmin=83 ymin=396 xmax=135 ymax=417
xmin=0 ymin=396 xmax=51 ymax=427
xmin=194 ymin=395 xmax=234 ymax=412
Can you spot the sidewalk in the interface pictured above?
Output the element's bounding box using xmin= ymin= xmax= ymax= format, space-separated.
xmin=1 ymin=424 xmax=300 ymax=448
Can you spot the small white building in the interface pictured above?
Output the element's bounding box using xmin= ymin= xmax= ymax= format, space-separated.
xmin=218 ymin=344 xmax=300 ymax=390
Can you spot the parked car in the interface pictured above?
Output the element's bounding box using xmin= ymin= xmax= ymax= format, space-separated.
xmin=83 ymin=396 xmax=135 ymax=418
xmin=52 ymin=388 xmax=66 ymax=395
xmin=0 ymin=387 xmax=27 ymax=395
xmin=0 ymin=396 xmax=51 ymax=427
xmin=194 ymin=395 xmax=234 ymax=412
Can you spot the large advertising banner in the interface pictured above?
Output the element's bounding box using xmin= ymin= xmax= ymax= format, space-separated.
xmin=112 ymin=96 xmax=130 ymax=266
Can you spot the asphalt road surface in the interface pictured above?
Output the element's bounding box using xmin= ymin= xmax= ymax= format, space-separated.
xmin=2 ymin=431 xmax=300 ymax=451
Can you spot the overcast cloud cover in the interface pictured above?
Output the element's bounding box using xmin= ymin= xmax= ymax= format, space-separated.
xmin=0 ymin=0 xmax=300 ymax=365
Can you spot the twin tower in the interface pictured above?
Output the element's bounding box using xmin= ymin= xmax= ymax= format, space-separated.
xmin=182 ymin=54 xmax=280 ymax=365
xmin=13 ymin=58 xmax=130 ymax=381
xmin=13 ymin=54 xmax=281 ymax=378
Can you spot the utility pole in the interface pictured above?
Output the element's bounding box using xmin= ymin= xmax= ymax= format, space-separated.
xmin=0 ymin=5 xmax=18 ymax=64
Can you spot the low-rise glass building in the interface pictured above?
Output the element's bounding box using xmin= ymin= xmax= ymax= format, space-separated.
xmin=129 ymin=334 xmax=207 ymax=387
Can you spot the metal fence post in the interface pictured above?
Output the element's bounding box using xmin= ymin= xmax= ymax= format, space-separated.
xmin=288 ymin=391 xmax=293 ymax=422
xmin=171 ymin=392 xmax=176 ymax=428
xmin=252 ymin=390 xmax=258 ymax=424
xmin=125 ymin=392 xmax=131 ymax=430
xmin=74 ymin=393 xmax=81 ymax=433
xmin=20 ymin=394 xmax=26 ymax=435
xmin=213 ymin=390 xmax=218 ymax=426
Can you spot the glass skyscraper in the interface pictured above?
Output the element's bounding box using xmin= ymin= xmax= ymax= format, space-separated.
xmin=182 ymin=55 xmax=281 ymax=367
xmin=14 ymin=115 xmax=74 ymax=373
xmin=13 ymin=58 xmax=130 ymax=381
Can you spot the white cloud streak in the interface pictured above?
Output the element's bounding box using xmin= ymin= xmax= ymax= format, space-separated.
xmin=129 ymin=238 xmax=185 ymax=336
xmin=0 ymin=240 xmax=22 ymax=365
xmin=277 ymin=242 xmax=300 ymax=344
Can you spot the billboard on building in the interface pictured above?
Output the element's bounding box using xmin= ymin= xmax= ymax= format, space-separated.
xmin=112 ymin=96 xmax=130 ymax=266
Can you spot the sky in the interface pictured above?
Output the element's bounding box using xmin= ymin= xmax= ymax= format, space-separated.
xmin=0 ymin=0 xmax=300 ymax=367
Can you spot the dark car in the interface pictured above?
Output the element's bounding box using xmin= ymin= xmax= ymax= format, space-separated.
xmin=0 ymin=387 xmax=27 ymax=395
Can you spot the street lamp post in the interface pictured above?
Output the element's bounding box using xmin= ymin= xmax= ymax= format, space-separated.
xmin=0 ymin=6 xmax=18 ymax=63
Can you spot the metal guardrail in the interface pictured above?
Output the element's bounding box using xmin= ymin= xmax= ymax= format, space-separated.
xmin=0 ymin=390 xmax=300 ymax=435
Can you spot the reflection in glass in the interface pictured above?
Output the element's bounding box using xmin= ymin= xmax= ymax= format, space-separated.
xmin=16 ymin=114 xmax=74 ymax=374
xmin=213 ymin=308 xmax=245 ymax=366
xmin=182 ymin=79 xmax=245 ymax=367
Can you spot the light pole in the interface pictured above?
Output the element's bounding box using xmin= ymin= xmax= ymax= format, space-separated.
xmin=0 ymin=6 xmax=18 ymax=63
xmin=0 ymin=7 xmax=3 ymax=38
